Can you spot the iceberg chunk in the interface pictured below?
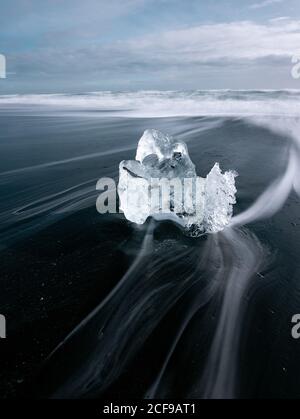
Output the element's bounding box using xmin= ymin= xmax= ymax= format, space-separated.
xmin=204 ymin=163 xmax=237 ymax=233
xmin=136 ymin=129 xmax=197 ymax=179
xmin=118 ymin=129 xmax=237 ymax=236
xmin=118 ymin=160 xmax=150 ymax=224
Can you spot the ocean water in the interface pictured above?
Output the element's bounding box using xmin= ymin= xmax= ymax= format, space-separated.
xmin=0 ymin=90 xmax=300 ymax=399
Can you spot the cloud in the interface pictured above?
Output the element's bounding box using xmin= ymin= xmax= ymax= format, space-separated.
xmin=0 ymin=0 xmax=149 ymax=49
xmin=13 ymin=19 xmax=300 ymax=67
xmin=124 ymin=18 xmax=300 ymax=63
xmin=7 ymin=18 xmax=300 ymax=90
xmin=250 ymin=0 xmax=284 ymax=10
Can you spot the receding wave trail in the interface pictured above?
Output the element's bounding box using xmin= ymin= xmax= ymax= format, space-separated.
xmin=232 ymin=117 xmax=300 ymax=227
xmin=0 ymin=178 xmax=106 ymax=248
xmin=199 ymin=228 xmax=267 ymax=399
xmin=1 ymin=90 xmax=300 ymax=117
xmin=0 ymin=146 xmax=133 ymax=177
xmin=145 ymin=228 xmax=266 ymax=399
xmin=45 ymin=223 xmax=216 ymax=398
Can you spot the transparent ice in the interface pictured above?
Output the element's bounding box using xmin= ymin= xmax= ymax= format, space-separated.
xmin=118 ymin=129 xmax=237 ymax=236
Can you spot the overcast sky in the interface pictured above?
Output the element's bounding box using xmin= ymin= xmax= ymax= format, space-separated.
xmin=1 ymin=0 xmax=300 ymax=93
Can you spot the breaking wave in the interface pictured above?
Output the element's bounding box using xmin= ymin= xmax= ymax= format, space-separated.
xmin=0 ymin=90 xmax=300 ymax=117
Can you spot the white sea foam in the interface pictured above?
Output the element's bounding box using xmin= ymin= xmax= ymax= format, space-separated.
xmin=231 ymin=116 xmax=300 ymax=227
xmin=0 ymin=90 xmax=300 ymax=117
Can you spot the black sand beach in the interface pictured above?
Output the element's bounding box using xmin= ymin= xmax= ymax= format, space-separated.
xmin=0 ymin=98 xmax=300 ymax=398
